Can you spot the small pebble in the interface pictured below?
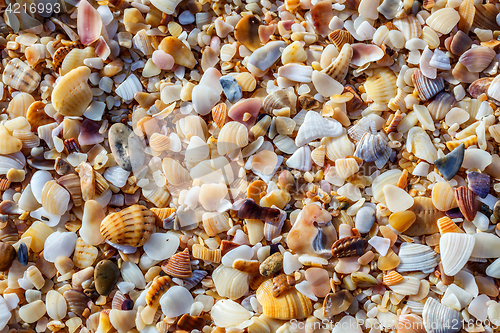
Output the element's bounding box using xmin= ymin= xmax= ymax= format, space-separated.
xmin=17 ymin=243 xmax=28 ymax=266
xmin=219 ymin=76 xmax=243 ymax=103
xmin=0 ymin=242 xmax=16 ymax=271
xmin=259 ymin=252 xmax=283 ymax=277
xmin=94 ymin=259 xmax=120 ymax=296
xmin=178 ymin=11 xmax=195 ymax=25
xmin=355 ymin=206 xmax=376 ymax=234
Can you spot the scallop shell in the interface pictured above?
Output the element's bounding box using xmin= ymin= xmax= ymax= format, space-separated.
xmin=2 ymin=58 xmax=41 ymax=93
xmin=397 ymin=243 xmax=438 ymax=274
xmin=383 ymin=271 xmax=404 ymax=286
xmin=393 ymin=16 xmax=422 ymax=40
xmin=459 ymin=47 xmax=495 ymax=73
xmin=202 ymin=212 xmax=232 ymax=237
xmin=217 ymin=122 xmax=249 ymax=155
xmin=52 ymin=66 xmax=92 ymax=116
xmin=406 ymin=197 xmax=443 ymax=236
xmin=212 ymin=265 xmax=250 ymax=300
xmin=235 ymin=72 xmax=256 ymax=92
xmin=322 ymin=43 xmax=352 ymax=82
xmin=234 ymin=15 xmax=262 ymax=52
xmin=364 ymin=68 xmax=397 ymax=104
xmin=161 ymin=248 xmax=192 ymax=278
xmin=257 ymin=279 xmax=313 ymax=320
xmin=387 ymin=276 xmax=421 ymax=296
xmin=100 ymin=205 xmax=155 ymax=247
xmin=162 ymin=158 xmax=190 ymax=186
xmin=191 ymin=244 xmax=221 ymax=263
xmin=454 ymin=186 xmax=477 ymax=221
xmin=437 ymin=217 xmax=463 ymax=234
xmin=431 ymin=182 xmax=457 ymax=212
xmin=262 ymin=89 xmax=296 ymax=115
xmin=412 ymin=69 xmax=445 ymax=102
xmin=427 ymin=92 xmax=456 ymax=121
xmin=422 ymin=297 xmax=461 ymax=333
xmin=73 ymin=238 xmax=98 ymax=269
xmin=328 ymin=30 xmax=354 ymax=51
xmin=440 ymin=232 xmax=475 ymax=276
xmin=426 ymin=8 xmax=460 ymax=34
xmin=354 ymin=132 xmax=390 ymax=166
xmin=41 ymin=180 xmax=70 ymax=216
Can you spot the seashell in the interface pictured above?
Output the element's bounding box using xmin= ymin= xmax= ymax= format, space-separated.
xmin=77 ymin=161 xmax=95 ymax=202
xmin=77 ymin=0 xmax=102 ymax=46
xmin=383 ymin=271 xmax=404 ymax=286
xmin=407 ymin=127 xmax=437 ymax=163
xmin=311 ymin=145 xmax=326 ymax=167
xmin=262 ymin=89 xmax=296 ymax=115
xmin=397 ymin=313 xmax=426 ymax=333
xmin=431 ymin=182 xmax=457 ymax=212
xmin=295 ymin=111 xmax=342 ymax=147
xmin=52 ymin=42 xmax=85 ymax=73
xmin=12 ymin=129 xmax=40 ymax=149
xmin=354 ymin=132 xmax=390 ymax=164
xmin=454 ymin=186 xmax=477 ymax=221
xmin=282 ymin=41 xmax=307 ymax=65
xmin=388 ymin=211 xmax=416 ymax=233
xmin=378 ymin=249 xmax=401 ymax=271
xmin=233 ymin=258 xmax=260 ymax=274
xmin=211 ymin=299 xmax=252 ymax=328
xmin=473 ymin=4 xmax=499 ymax=31
xmin=328 ymin=30 xmax=354 ymax=51
xmin=19 ymin=300 xmax=46 ymax=323
xmin=73 ymin=238 xmax=98 ymax=269
xmin=109 ymin=309 xmax=137 ymax=332
xmin=278 ymin=64 xmax=313 ymax=83
xmin=256 ymin=279 xmax=312 ymax=320
xmin=150 ymin=0 xmax=181 ymax=14
xmin=100 ymin=205 xmax=155 ymax=247
xmin=467 ymin=172 xmax=490 ymax=199
xmin=52 ymin=66 xmax=92 ymax=116
xmin=397 ymin=243 xmax=438 ymax=274
xmin=158 ymin=37 xmax=195 ymax=69
xmin=471 ymin=233 xmax=500 ymax=258
xmin=322 ymin=43 xmax=352 ymax=82
xmin=311 ymin=1 xmax=333 ymax=36
xmin=335 ymin=157 xmax=359 ymax=180
xmin=468 ymin=77 xmax=494 ymax=99
xmin=41 ymin=180 xmax=70 ymax=216
xmin=219 ymin=76 xmax=243 ymax=104
xmin=364 ymin=68 xmax=397 ymax=104
xmin=412 ymin=69 xmax=445 ymax=101
xmin=191 ymin=244 xmax=221 ymax=263
xmin=7 ymin=93 xmax=34 ymax=118
xmin=440 ymin=232 xmax=475 ymax=276
xmin=150 ymin=207 xmax=176 ymax=226
xmin=217 ymin=121 xmax=249 ymax=155
xmin=324 ymin=134 xmax=355 ymax=162
xmin=388 ymin=276 xmax=421 ymax=296
xmin=298 ymin=95 xmax=320 ymax=110
xmin=0 ymin=125 xmax=22 ymax=155
xmin=351 ymin=44 xmax=385 ymax=67
xmin=212 ymin=265 xmax=250 ymax=300
xmin=427 ymin=92 xmax=456 ymax=121
xmin=234 ymin=15 xmax=262 ymax=52
xmin=422 ymin=297 xmax=461 ymax=333
xmin=145 ymin=276 xmax=171 ymax=309
xmin=2 ymin=58 xmax=41 ymax=93
xmin=393 ymin=16 xmax=422 ymax=41
xmin=248 ymin=41 xmax=286 ymax=74
xmin=46 ymin=290 xmax=67 ymax=321
xmin=286 ymin=146 xmax=312 ymax=172
xmin=406 ymin=197 xmax=443 ymax=236
xmin=228 ymin=98 xmax=261 ymax=129
xmin=161 ymin=248 xmax=192 ymax=278
xmin=457 ymin=0 xmax=475 ymax=33
xmin=437 ymin=217 xmax=463 ymax=234
xmin=331 ymin=236 xmax=367 ymax=258
xmin=212 ymin=103 xmax=227 ymax=129
xmin=426 ymin=8 xmax=460 ymax=34
xmin=323 ymin=290 xmax=353 ymax=317
xmin=434 ymin=143 xmax=464 ymax=182
xmin=201 ymin=211 xmax=233 ymax=237
xmin=178 ymin=314 xmax=205 ymax=331
xmin=64 ymin=289 xmax=91 ymax=317
xmin=459 ymin=47 xmax=495 ymax=74
xmin=162 ymin=158 xmax=190 ymax=186
xmin=384 ymin=111 xmax=402 ymax=133
xmin=121 ymin=261 xmax=145 ymax=289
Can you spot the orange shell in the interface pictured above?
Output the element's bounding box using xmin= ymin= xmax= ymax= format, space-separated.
xmin=161 ymin=248 xmax=192 ymax=278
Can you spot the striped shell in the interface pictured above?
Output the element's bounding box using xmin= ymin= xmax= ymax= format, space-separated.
xmin=256 ymin=279 xmax=312 ymax=320
xmin=202 ymin=212 xmax=233 ymax=237
xmin=437 ymin=216 xmax=463 ymax=234
xmin=161 ymin=248 xmax=192 ymax=278
xmin=73 ymin=238 xmax=98 ymax=269
xmin=412 ymin=69 xmax=445 ymax=101
xmin=3 ymin=58 xmax=41 ymax=93
xmin=52 ymin=66 xmax=93 ymax=116
xmin=331 ymin=236 xmax=367 ymax=258
xmin=52 ymin=42 xmax=85 ymax=73
xmin=431 ymin=182 xmax=457 ymax=211
xmin=100 ymin=205 xmax=155 ymax=247
xmin=328 ymin=30 xmax=354 ymax=51
xmin=382 ymin=271 xmax=404 ymax=286
xmin=217 ymin=122 xmax=249 ymax=155
xmin=212 ymin=265 xmax=250 ymax=300
xmin=41 ymin=180 xmax=71 ymax=216
xmin=364 ymin=68 xmax=398 ymax=104
xmin=57 ymin=174 xmax=83 ymax=207
xmin=191 ymin=244 xmax=221 ymax=263
xmin=212 ymin=103 xmax=227 ymax=129
xmin=146 ymin=276 xmax=171 ymax=308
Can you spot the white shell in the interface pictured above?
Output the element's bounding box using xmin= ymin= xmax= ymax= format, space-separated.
xmin=407 ymin=127 xmax=438 ymax=163
xmin=121 ymin=261 xmax=146 ymax=289
xmin=383 ymin=185 xmax=414 ymax=213
xmin=387 ymin=276 xmax=421 ymax=296
xmin=440 ymin=233 xmax=475 ymax=276
xmin=211 ymin=299 xmax=252 ymax=328
xmin=397 ymin=243 xmax=439 ymax=274
xmin=217 ymin=122 xmax=249 ymax=155
xmin=143 ymin=233 xmax=180 ymax=261
xmin=160 ymin=286 xmax=193 ymax=317
xmin=422 ymin=297 xmax=461 ymax=333
xmin=43 ymin=231 xmax=78 ymax=263
xmin=286 ymin=146 xmax=312 ymax=172
xmin=486 ymin=257 xmax=500 ymax=278
xmin=295 ymin=111 xmax=342 ymax=146
xmin=115 ymin=75 xmax=142 ymax=101
xmin=0 ymin=296 xmax=12 ymax=330
xmin=324 ymin=133 xmax=355 ymax=161
xmin=371 ymin=169 xmax=402 ymax=204
xmin=441 ymin=284 xmax=473 ymax=311
xmin=212 ymin=265 xmax=250 ymax=300
xmin=471 ymin=233 xmax=500 ymax=258
xmin=278 ymin=64 xmax=313 ymax=83
xmin=46 ymin=290 xmax=67 ymax=320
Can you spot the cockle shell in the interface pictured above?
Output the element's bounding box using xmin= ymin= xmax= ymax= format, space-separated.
xmin=454 ymin=186 xmax=477 ymax=221
xmin=422 ymin=297 xmax=461 ymax=333
xmin=426 ymin=8 xmax=460 ymax=34
xmin=364 ymin=68 xmax=397 ymax=104
xmin=412 ymin=69 xmax=445 ymax=101
xmin=41 ymin=180 xmax=70 ymax=216
xmin=295 ymin=111 xmax=342 ymax=147
xmin=431 ymin=182 xmax=457 ymax=211
xmin=158 ymin=37 xmax=195 ymax=68
xmin=52 ymin=66 xmax=92 ymax=116
xmin=322 ymin=43 xmax=352 ymax=82
xmin=397 ymin=243 xmax=438 ymax=274
xmin=217 ymin=121 xmax=249 ymax=155
xmin=459 ymin=47 xmax=495 ymax=73
xmin=2 ymin=58 xmax=41 ymax=93
xmin=328 ymin=30 xmax=354 ymax=51
xmin=161 ymin=248 xmax=192 ymax=278
xmin=388 ymin=276 xmax=421 ymax=296
xmin=331 ymin=236 xmax=367 ymax=258
xmin=256 ymin=279 xmax=312 ymax=320
xmin=100 ymin=205 xmax=155 ymax=247
xmin=73 ymin=238 xmax=98 ymax=269
xmin=440 ymin=232 xmax=475 ymax=276
xmin=393 ymin=15 xmax=422 ymax=40
xmin=212 ymin=265 xmax=250 ymax=300
xmin=437 ymin=217 xmax=463 ymax=234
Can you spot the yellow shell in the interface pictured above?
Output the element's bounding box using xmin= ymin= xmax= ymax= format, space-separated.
xmin=52 ymin=66 xmax=93 ymax=116
xmin=335 ymin=157 xmax=359 ymax=180
xmin=234 ymin=15 xmax=262 ymax=52
xmin=217 ymin=122 xmax=249 ymax=155
xmin=445 ymin=135 xmax=477 ymax=151
xmin=328 ymin=29 xmax=354 ymax=51
xmin=73 ymin=238 xmax=98 ymax=269
xmin=60 ymin=47 xmax=96 ymax=75
xmin=146 ymin=276 xmax=171 ymax=308
xmin=437 ymin=216 xmax=464 ymax=234
xmin=158 ymin=37 xmax=195 ymax=69
xmin=150 ymin=207 xmax=176 ymax=226
xmin=162 ymin=158 xmax=190 ymax=186
xmin=25 ymin=101 xmax=54 ymax=132
xmin=256 ymin=279 xmax=312 ymax=320
xmin=406 ymin=197 xmax=443 ymax=236
xmin=364 ymin=68 xmax=398 ymax=104
xmin=2 ymin=58 xmax=41 ymax=93
xmin=191 ymin=244 xmax=221 ymax=263
xmin=202 ymin=212 xmax=233 ymax=237
xmin=161 ymin=248 xmax=192 ymax=278
xmin=22 ymin=221 xmax=53 ymax=253
xmin=212 ymin=103 xmax=227 ymax=129
xmin=383 ymin=271 xmax=404 ymax=286
xmin=7 ymin=92 xmax=34 ymax=118
xmin=0 ymin=124 xmax=22 ymax=154
xmin=235 ymin=72 xmax=256 ymax=92
xmin=377 ymin=249 xmax=401 ymax=271
xmin=431 ymin=182 xmax=458 ymax=211
xmin=100 ymin=205 xmax=156 ymax=247
xmin=388 ymin=211 xmax=416 ymax=233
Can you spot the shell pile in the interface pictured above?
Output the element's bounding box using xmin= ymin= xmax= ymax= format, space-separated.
xmin=4 ymin=0 xmax=500 ymax=332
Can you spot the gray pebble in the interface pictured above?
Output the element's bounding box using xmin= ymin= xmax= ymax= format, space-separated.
xmin=219 ymin=76 xmax=243 ymax=103
xmin=109 ymin=123 xmax=145 ymax=172
xmin=355 ymin=206 xmax=376 ymax=234
xmin=94 ymin=259 xmax=120 ymax=295
xmin=178 ymin=11 xmax=195 ymax=25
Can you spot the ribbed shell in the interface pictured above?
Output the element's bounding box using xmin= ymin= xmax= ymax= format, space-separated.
xmin=52 ymin=66 xmax=93 ymax=116
xmin=212 ymin=103 xmax=227 ymax=129
xmin=146 ymin=276 xmax=171 ymax=308
xmin=422 ymin=297 xmax=461 ymax=333
xmin=100 ymin=205 xmax=155 ymax=247
xmin=73 ymin=238 xmax=98 ymax=269
xmin=217 ymin=121 xmax=249 ymax=155
xmin=212 ymin=265 xmax=250 ymax=300
xmin=397 ymin=243 xmax=438 ymax=274
xmin=382 ymin=271 xmax=404 ymax=286
xmin=41 ymin=180 xmax=70 ymax=216
xmin=161 ymin=248 xmax=192 ymax=278
xmin=431 ymin=182 xmax=457 ymax=211
xmin=262 ymin=89 xmax=296 ymax=115
xmin=437 ymin=217 xmax=463 ymax=234
xmin=328 ymin=30 xmax=354 ymax=51
xmin=322 ymin=43 xmax=352 ymax=82
xmin=191 ymin=244 xmax=221 ymax=263
xmin=57 ymin=174 xmax=83 ymax=207
xmin=324 ymin=134 xmax=355 ymax=162
xmin=63 ymin=289 xmax=90 ymax=317
xmin=412 ymin=69 xmax=445 ymax=101
xmin=256 ymin=279 xmax=312 ymax=320
xmin=364 ymin=68 xmax=397 ymax=104
xmin=2 ymin=58 xmax=41 ymax=93
xmin=331 ymin=236 xmax=367 ymax=258
xmin=202 ymin=212 xmax=232 ymax=237
xmin=454 ymin=186 xmax=477 ymax=221
xmin=440 ymin=232 xmax=475 ymax=276
xmin=427 ymin=92 xmax=456 ymax=121
xmin=406 ymin=197 xmax=443 ymax=236
xmin=393 ymin=15 xmax=422 ymax=40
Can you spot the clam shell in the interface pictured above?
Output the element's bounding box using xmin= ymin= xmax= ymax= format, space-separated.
xmin=77 ymin=0 xmax=102 ymax=45
xmin=454 ymin=186 xmax=477 ymax=221
xmin=217 ymin=121 xmax=249 ymax=155
xmin=322 ymin=43 xmax=352 ymax=82
xmin=7 ymin=92 xmax=34 ymax=118
xmin=422 ymin=297 xmax=461 ymax=333
xmin=486 ymin=257 xmax=500 ymax=278
xmin=262 ymin=89 xmax=296 ymax=115
xmin=397 ymin=243 xmax=439 ymax=274
xmin=212 ymin=265 xmax=250 ymax=300
xmin=162 ymin=158 xmax=190 ymax=186
xmin=52 ymin=66 xmax=92 ymax=116
xmin=383 ymin=271 xmax=404 ymax=286
xmin=431 ymin=182 xmax=457 ymax=212
xmin=393 ymin=15 xmax=422 ymax=40
xmin=473 ymin=4 xmax=498 ymax=31
xmin=412 ymin=69 xmax=445 ymax=101
xmin=73 ymin=238 xmax=98 ymax=269
xmin=202 ymin=212 xmax=233 ymax=237
xmin=467 ymin=171 xmax=490 ymax=199
xmin=256 ymin=279 xmax=312 ymax=320
xmin=406 ymin=197 xmax=443 ymax=236
xmin=0 ymin=125 xmax=22 ymax=155
xmin=41 ymin=180 xmax=70 ymax=216
xmin=364 ymin=68 xmax=397 ymax=104
xmin=19 ymin=300 xmax=46 ymax=323
xmin=328 ymin=30 xmax=354 ymax=51
xmin=64 ymin=289 xmax=90 ymax=317
xmin=440 ymin=232 xmax=475 ymax=276
xmin=234 ymin=15 xmax=262 ymax=52
xmin=459 ymin=46 xmax=495 ymax=73
xmin=437 ymin=217 xmax=463 ymax=234
xmin=388 ymin=276 xmax=421 ymax=296
xmin=161 ymin=248 xmax=192 ymax=278
xmin=427 ymin=92 xmax=456 ymax=121
xmin=2 ymin=58 xmax=41 ymax=93
xmin=324 ymin=133 xmax=355 ymax=162
xmin=100 ymin=205 xmax=155 ymax=247
xmin=434 ymin=143 xmax=464 ymax=181
xmin=426 ymin=8 xmax=460 ymax=34
xmin=210 ymin=299 xmax=252 ymax=328
xmin=372 ymin=169 xmax=402 ymax=204
xmin=46 ymin=290 xmax=67 ymax=321
xmin=191 ymin=244 xmax=221 ymax=263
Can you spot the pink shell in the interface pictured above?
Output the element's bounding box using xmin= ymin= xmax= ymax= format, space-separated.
xmin=227 ymin=98 xmax=262 ymax=129
xmin=77 ymin=0 xmax=102 ymax=46
xmin=152 ymin=50 xmax=175 ymax=70
xmin=96 ymin=37 xmax=110 ymax=61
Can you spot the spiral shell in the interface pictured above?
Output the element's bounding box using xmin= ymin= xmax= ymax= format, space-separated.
xmin=161 ymin=248 xmax=192 ymax=278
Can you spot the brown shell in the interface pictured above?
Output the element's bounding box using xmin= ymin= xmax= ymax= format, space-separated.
xmin=26 ymin=101 xmax=55 ymax=132
xmin=63 ymin=289 xmax=91 ymax=317
xmin=146 ymin=276 xmax=171 ymax=308
xmin=247 ymin=180 xmax=267 ymax=203
xmin=454 ymin=186 xmax=477 ymax=221
xmin=344 ymin=85 xmax=365 ymax=112
xmin=311 ymin=1 xmax=334 ymax=36
xmin=384 ymin=111 xmax=402 ymax=134
xmin=458 ymin=0 xmax=475 ymax=33
xmin=234 ymin=15 xmax=262 ymax=52
xmin=161 ymin=248 xmax=192 ymax=278
xmin=331 ymin=236 xmax=367 ymax=258
xmin=177 ymin=314 xmax=206 ymax=331
xmin=272 ymin=273 xmax=291 ymax=297
xmin=468 ymin=77 xmax=494 ymax=98
xmin=52 ymin=43 xmax=85 ymax=73
xmin=233 ymin=259 xmax=260 ymax=274
xmin=473 ymin=4 xmax=499 ymax=31
xmin=100 ymin=205 xmax=155 ymax=247
xmin=2 ymin=58 xmax=41 ymax=93
xmin=328 ymin=30 xmax=354 ymax=51
xmin=298 ymin=95 xmax=319 ymax=110
xmin=57 ymin=174 xmax=83 ymax=207
xmin=220 ymin=240 xmax=240 ymax=256
xmin=405 ymin=197 xmax=443 ymax=236
xmin=212 ymin=103 xmax=227 ymax=129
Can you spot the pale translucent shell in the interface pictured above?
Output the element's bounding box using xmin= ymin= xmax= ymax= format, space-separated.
xmin=471 ymin=233 xmax=500 ymax=258
xmin=19 ymin=300 xmax=46 ymax=323
xmin=397 ymin=243 xmax=438 ymax=274
xmin=383 ymin=185 xmax=414 ymax=213
xmin=73 ymin=238 xmax=98 ymax=269
xmin=371 ymin=169 xmax=402 ymax=204
xmin=143 ymin=232 xmax=180 ymax=261
xmin=426 ymin=8 xmax=460 ymax=34
xmin=121 ymin=261 xmax=146 ymax=289
xmin=41 ymin=180 xmax=70 ymax=216
xmin=397 ymin=314 xmax=425 ymax=333
xmin=159 ymin=286 xmax=193 ymax=317
xmin=387 ymin=276 xmax=420 ymax=296
xmin=486 ymin=257 xmax=500 ymax=278
xmin=202 ymin=212 xmax=233 ymax=237
xmin=52 ymin=66 xmax=92 ymax=116
xmin=22 ymin=220 xmax=53 ymax=252
xmin=431 ymin=182 xmax=457 ymax=211
xmin=335 ymin=158 xmax=359 ymax=180
xmin=43 ymin=231 xmax=78 ymax=263
xmin=217 ymin=121 xmax=249 ymax=155
xmin=0 ymin=296 xmax=11 ymax=330
xmin=81 ymin=200 xmax=105 ymax=246
xmin=422 ymin=297 xmax=461 ymax=333
xmin=46 ymin=290 xmax=67 ymax=320
xmin=212 ymin=265 xmax=250 ymax=300
xmin=407 ymin=127 xmax=438 ymax=163
xmin=211 ymin=299 xmax=252 ymax=328
xmin=445 ymin=107 xmax=469 ymax=126
xmin=324 ymin=133 xmax=355 ymax=162
xmin=162 ymin=158 xmax=190 ymax=185
xmin=440 ymin=232 xmax=475 ymax=276
xmin=150 ymin=0 xmax=182 ymax=14
xmin=109 ymin=310 xmax=137 ymax=333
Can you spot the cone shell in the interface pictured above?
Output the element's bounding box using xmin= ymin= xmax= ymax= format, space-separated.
xmin=383 ymin=271 xmax=404 ymax=286
xmin=217 ymin=121 xmax=249 ymax=155
xmin=454 ymin=186 xmax=477 ymax=221
xmin=212 ymin=265 xmax=250 ymax=300
xmin=406 ymin=197 xmax=443 ymax=236
xmin=364 ymin=68 xmax=397 ymax=104
xmin=73 ymin=238 xmax=98 ymax=269
xmin=158 ymin=37 xmax=196 ymax=68
xmin=388 ymin=211 xmax=416 ymax=233
xmin=57 ymin=174 xmax=83 ymax=207
xmin=212 ymin=103 xmax=227 ymax=129
xmin=161 ymin=248 xmax=192 ymax=278
xmin=100 ymin=205 xmax=155 ymax=247
xmin=3 ymin=58 xmax=41 ymax=93
xmin=41 ymin=180 xmax=70 ymax=216
xmin=437 ymin=216 xmax=463 ymax=234
xmin=431 ymin=182 xmax=457 ymax=211
xmin=146 ymin=276 xmax=170 ymax=308
xmin=328 ymin=30 xmax=354 ymax=51
xmin=440 ymin=232 xmax=475 ymax=276
xmin=52 ymin=66 xmax=93 ymax=116
xmin=191 ymin=244 xmax=221 ymax=263
xmin=256 ymin=279 xmax=312 ymax=320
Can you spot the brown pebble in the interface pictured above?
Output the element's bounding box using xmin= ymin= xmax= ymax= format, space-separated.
xmin=259 ymin=252 xmax=283 ymax=277
xmin=177 ymin=314 xmax=205 ymax=331
xmin=0 ymin=242 xmax=16 ymax=271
